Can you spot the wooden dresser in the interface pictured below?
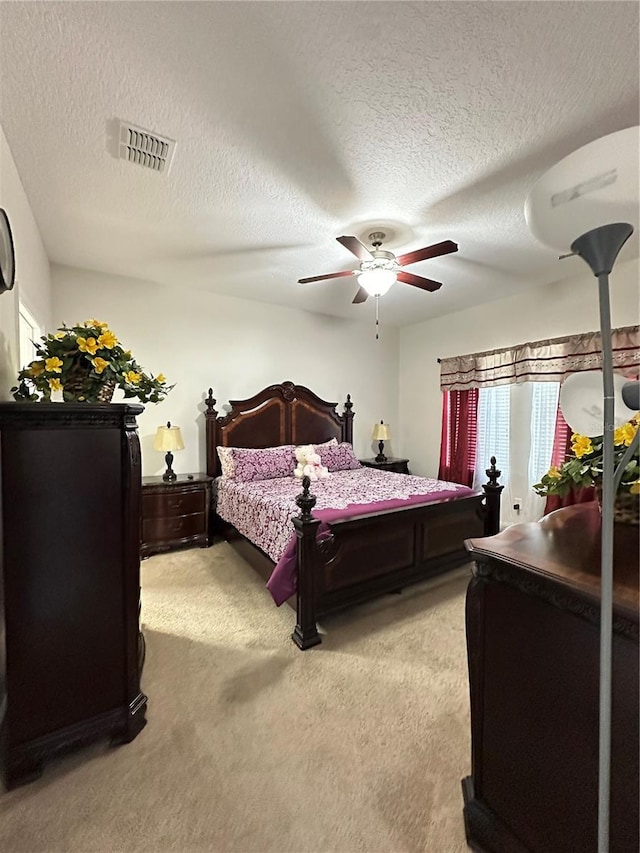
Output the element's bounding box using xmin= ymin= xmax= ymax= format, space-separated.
xmin=141 ymin=473 xmax=212 ymax=557
xmin=0 ymin=403 xmax=147 ymax=789
xmin=463 ymin=503 xmax=639 ymax=853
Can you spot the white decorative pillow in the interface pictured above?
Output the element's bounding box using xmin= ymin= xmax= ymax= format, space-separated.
xmin=294 ymin=437 xmax=338 ymax=454
xmin=314 ymin=437 xmax=339 ymax=448
xmin=216 ymin=446 xmax=236 ymax=479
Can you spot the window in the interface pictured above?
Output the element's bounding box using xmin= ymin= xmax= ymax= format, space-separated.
xmin=18 ymin=302 xmax=42 ymax=369
xmin=472 ymin=382 xmax=560 ymax=525
xmin=473 ymin=385 xmax=510 ymax=490
xmin=528 ymin=382 xmax=560 ymax=486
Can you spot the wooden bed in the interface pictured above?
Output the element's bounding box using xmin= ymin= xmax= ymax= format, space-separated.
xmin=204 ymin=380 xmax=502 ymax=649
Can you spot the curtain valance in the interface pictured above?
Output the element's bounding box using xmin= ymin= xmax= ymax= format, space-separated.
xmin=439 ymin=325 xmax=640 ymax=391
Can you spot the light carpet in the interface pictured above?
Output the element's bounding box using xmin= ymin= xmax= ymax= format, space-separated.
xmin=0 ymin=542 xmax=474 ymax=853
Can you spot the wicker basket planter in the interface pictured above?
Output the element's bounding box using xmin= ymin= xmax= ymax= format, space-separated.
xmin=596 ymin=485 xmax=639 ymax=526
xmin=63 ymin=360 xmax=117 ymax=403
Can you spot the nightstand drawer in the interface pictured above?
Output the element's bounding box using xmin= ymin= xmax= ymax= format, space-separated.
xmin=140 ymin=474 xmax=213 ymax=557
xmin=142 ymin=512 xmax=205 ymax=543
xmin=142 ymin=488 xmax=205 ymax=519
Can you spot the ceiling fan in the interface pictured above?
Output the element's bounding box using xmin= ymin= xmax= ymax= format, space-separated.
xmin=298 ymin=231 xmax=458 ymax=303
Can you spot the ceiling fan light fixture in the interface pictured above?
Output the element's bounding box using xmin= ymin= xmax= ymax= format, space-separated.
xmin=358 ymin=268 xmax=397 ymax=296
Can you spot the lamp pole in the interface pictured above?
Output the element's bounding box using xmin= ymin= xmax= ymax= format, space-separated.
xmin=569 ymin=222 xmax=633 ymax=853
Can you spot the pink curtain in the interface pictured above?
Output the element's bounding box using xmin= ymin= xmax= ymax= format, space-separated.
xmin=544 ymin=403 xmax=595 ymax=514
xmin=438 ymin=389 xmax=479 ymax=487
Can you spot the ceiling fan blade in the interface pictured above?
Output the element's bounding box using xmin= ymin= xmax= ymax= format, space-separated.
xmin=336 ymin=235 xmax=374 ymax=261
xmin=397 ymin=270 xmax=443 ymax=292
xmin=352 ymin=286 xmax=369 ymax=304
xmin=396 ymin=240 xmax=458 ymax=267
xmin=298 ymin=270 xmax=354 ymax=284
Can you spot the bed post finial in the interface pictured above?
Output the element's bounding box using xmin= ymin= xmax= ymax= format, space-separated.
xmin=205 ymin=388 xmax=218 ymax=417
xmin=296 ymin=475 xmax=317 ymax=521
xmin=482 ymin=456 xmax=504 ymax=536
xmin=343 ymin=393 xmax=354 ymax=445
xmin=292 ymin=476 xmax=322 ymax=650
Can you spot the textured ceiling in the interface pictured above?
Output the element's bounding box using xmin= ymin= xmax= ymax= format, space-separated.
xmin=0 ymin=1 xmax=638 ymax=326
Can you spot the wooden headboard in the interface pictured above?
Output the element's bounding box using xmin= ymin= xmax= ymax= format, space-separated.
xmin=204 ymin=381 xmax=354 ymax=478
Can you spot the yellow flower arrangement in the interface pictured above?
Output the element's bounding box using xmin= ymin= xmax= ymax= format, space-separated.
xmin=534 ymin=416 xmax=640 ymax=497
xmin=12 ymin=319 xmax=173 ymax=404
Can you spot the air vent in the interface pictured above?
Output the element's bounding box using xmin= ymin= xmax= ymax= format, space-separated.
xmin=118 ymin=121 xmax=176 ymax=173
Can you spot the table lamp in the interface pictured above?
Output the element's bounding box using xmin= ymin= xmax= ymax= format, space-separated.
xmin=372 ymin=420 xmax=390 ymax=462
xmin=154 ymin=421 xmax=184 ymax=481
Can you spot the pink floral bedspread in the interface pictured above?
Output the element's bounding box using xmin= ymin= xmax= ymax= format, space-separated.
xmin=216 ymin=469 xmax=475 ymax=604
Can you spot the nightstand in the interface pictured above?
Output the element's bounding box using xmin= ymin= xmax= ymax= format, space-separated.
xmin=359 ymin=457 xmax=410 ymax=474
xmin=141 ymin=473 xmax=213 ymax=557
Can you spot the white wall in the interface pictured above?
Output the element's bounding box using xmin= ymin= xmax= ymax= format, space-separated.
xmin=399 ymin=257 xmax=640 ymax=478
xmin=0 ymin=125 xmax=51 ymax=397
xmin=52 ymin=265 xmax=400 ymax=476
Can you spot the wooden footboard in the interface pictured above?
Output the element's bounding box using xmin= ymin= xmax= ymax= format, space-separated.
xmin=291 ymin=461 xmax=503 ymax=649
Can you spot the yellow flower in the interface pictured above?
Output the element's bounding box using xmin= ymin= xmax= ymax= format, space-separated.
xmin=28 ymin=360 xmax=45 ymax=377
xmin=571 ymin=433 xmax=593 ymax=459
xmin=85 ymin=318 xmax=108 ymax=329
xmin=54 ymin=332 xmax=66 ymax=340
xmin=45 ymin=356 xmax=64 ymax=373
xmin=124 ymin=370 xmax=141 ymax=384
xmin=156 ymin=373 xmax=166 ymax=384
xmin=614 ymin=421 xmax=638 ymax=447
xmin=48 ymin=378 xmax=63 ymax=392
xmin=97 ymin=330 xmax=118 ymax=349
xmin=547 ymin=466 xmax=562 ymax=480
xmin=630 ymin=480 xmax=640 ymax=495
xmin=92 ymin=357 xmax=110 ymax=375
xmin=77 ymin=336 xmax=99 ymax=355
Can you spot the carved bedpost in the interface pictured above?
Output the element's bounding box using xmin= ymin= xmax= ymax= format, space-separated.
xmin=482 ymin=456 xmax=504 ymax=536
xmin=291 ymin=476 xmax=322 ymax=650
xmin=343 ymin=393 xmax=354 ymax=445
xmin=204 ymin=388 xmax=219 ymax=478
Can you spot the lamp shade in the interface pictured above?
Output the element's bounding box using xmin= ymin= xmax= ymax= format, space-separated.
xmin=358 ymin=269 xmax=397 ymax=296
xmin=559 ymin=371 xmax=635 ymax=437
xmin=372 ymin=421 xmax=390 ymax=441
xmin=153 ymin=421 xmax=185 ymax=452
xmin=524 ymin=125 xmax=639 ymax=252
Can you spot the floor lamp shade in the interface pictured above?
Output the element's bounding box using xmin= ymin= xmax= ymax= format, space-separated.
xmin=154 ymin=421 xmax=184 ymax=481
xmin=525 ymin=126 xmax=639 ymax=853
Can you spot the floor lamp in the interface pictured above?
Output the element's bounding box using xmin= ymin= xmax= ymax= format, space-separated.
xmin=525 ymin=126 xmax=639 ymax=853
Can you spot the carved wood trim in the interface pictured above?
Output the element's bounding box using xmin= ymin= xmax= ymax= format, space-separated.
xmin=0 ymin=402 xmax=144 ymax=429
xmin=472 ymin=557 xmax=639 ymax=641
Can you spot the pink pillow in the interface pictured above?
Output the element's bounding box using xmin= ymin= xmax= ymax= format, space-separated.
xmin=220 ymin=444 xmax=295 ymax=482
xmin=318 ymin=442 xmax=361 ymax=472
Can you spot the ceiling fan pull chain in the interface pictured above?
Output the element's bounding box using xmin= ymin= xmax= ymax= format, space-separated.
xmin=375 ymin=295 xmax=380 ymax=340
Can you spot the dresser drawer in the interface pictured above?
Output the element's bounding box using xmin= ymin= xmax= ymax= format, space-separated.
xmin=142 ymin=488 xmax=205 ymax=519
xmin=142 ymin=512 xmax=205 ymax=543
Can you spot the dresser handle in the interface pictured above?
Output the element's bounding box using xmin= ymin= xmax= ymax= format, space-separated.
xmin=168 ymin=499 xmax=184 ymax=510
